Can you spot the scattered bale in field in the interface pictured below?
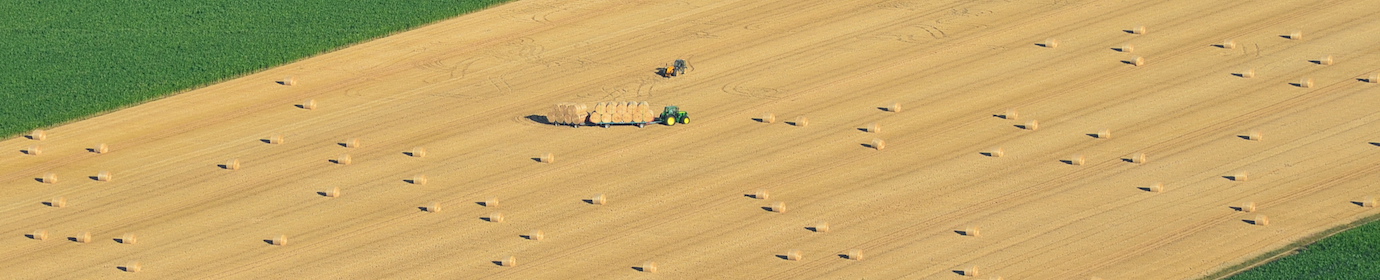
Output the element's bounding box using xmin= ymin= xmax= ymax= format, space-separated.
xmin=865 ymin=123 xmax=882 ymax=133
xmin=75 ymin=232 xmax=92 ymax=243
xmin=1114 ymin=43 xmax=1134 ymax=53
xmin=406 ymin=147 xmax=427 ymax=158
xmin=1018 ymin=120 xmax=1039 ymax=131
xmin=887 ymin=102 xmax=902 ymax=113
xmin=1313 ymin=55 xmax=1334 ymax=65
xmin=769 ymin=202 xmax=787 ymax=213
xmin=27 ymin=130 xmax=46 ymax=140
xmin=869 ymin=139 xmax=886 ymax=150
xmin=499 ymin=256 xmax=517 ymax=267
xmin=324 ymin=187 xmax=341 ymax=198
xmin=424 ymin=202 xmax=441 ymax=213
xmin=41 ymin=173 xmax=58 ymax=184
xmin=1226 ymin=172 xmax=1249 ymax=182
xmin=1357 ymin=197 xmax=1376 ymax=208
xmin=120 ymin=261 xmax=142 ymax=273
xmin=958 ymin=226 xmax=981 ymax=237
xmin=845 ymin=249 xmax=864 ymax=260
xmin=1218 ymin=39 xmax=1236 ymax=49
xmin=93 ymin=143 xmax=110 ymax=154
xmin=1236 ymin=69 xmax=1256 ymax=78
xmin=1368 ymin=73 xmax=1379 ymax=83
xmin=1140 ymin=183 xmax=1164 ymax=193
xmin=408 ymin=175 xmax=428 ymax=185
xmin=23 ymin=145 xmax=41 ymax=156
xmin=638 ymin=261 xmax=658 ymax=273
xmin=266 ymin=135 xmax=284 ymax=144
xmin=981 ymin=147 xmax=1005 ymax=157
xmin=270 ymin=235 xmax=287 ymax=246
xmin=540 ymin=153 xmax=555 ymax=163
xmin=482 ymin=197 xmax=499 ymax=207
xmin=524 ymin=230 xmax=544 ymax=241
xmin=1039 ymin=38 xmax=1059 ymax=48
xmin=1238 ymin=130 xmax=1262 ymax=141
xmin=588 ymin=194 xmax=607 ymax=205
xmin=342 ymin=138 xmax=361 ymax=148
xmin=792 ymin=116 xmax=809 ymax=127
xmin=49 ymin=197 xmax=67 ymax=208
xmin=29 ymin=230 xmax=48 ymax=241
xmin=300 ymin=99 xmax=317 ymax=110
xmin=118 ymin=233 xmax=137 ymax=244
xmin=1294 ymin=78 xmax=1314 ymax=88
xmin=784 ymin=249 xmax=803 ymax=261
xmin=224 ymin=159 xmax=241 ymax=170
xmin=1001 ymin=108 xmax=1019 ymax=120
xmin=809 ymin=222 xmax=830 ymax=233
xmin=1064 ymin=155 xmax=1085 ymax=166
xmin=956 ymin=265 xmax=980 ymax=276
xmin=751 ymin=189 xmax=770 ymax=200
xmin=1249 ymin=215 xmax=1269 ymax=226
xmin=1093 ymin=129 xmax=1111 ymax=139
xmin=760 ymin=113 xmax=776 ymax=124
xmin=1128 ymin=26 xmax=1146 ymax=34
xmin=486 ymin=212 xmax=506 ymax=223
xmin=333 ymin=154 xmax=352 ymax=165
xmin=1126 ymin=56 xmax=1145 ymax=66
xmin=1286 ymin=31 xmax=1303 ymax=40
xmin=1128 ymin=153 xmax=1148 ymax=164
xmin=281 ymin=77 xmax=297 ymax=86
xmin=1236 ymin=202 xmax=1257 ymax=212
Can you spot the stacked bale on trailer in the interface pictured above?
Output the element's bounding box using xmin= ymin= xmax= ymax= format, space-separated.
xmin=552 ymin=101 xmax=659 ymax=127
xmin=549 ymin=103 xmax=590 ymax=125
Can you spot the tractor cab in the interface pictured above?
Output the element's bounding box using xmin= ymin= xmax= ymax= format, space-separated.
xmin=660 ymin=106 xmax=690 ymax=126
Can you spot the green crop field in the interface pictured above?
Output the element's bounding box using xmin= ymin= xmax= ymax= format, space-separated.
xmin=0 ymin=0 xmax=510 ymax=137
xmin=1220 ymin=214 xmax=1380 ymax=280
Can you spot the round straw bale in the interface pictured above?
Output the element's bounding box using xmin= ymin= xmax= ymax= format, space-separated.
xmin=1096 ymin=129 xmax=1111 ymax=139
xmin=793 ymin=116 xmax=809 ymax=127
xmin=484 ymin=197 xmax=499 ymax=207
xmin=1043 ymin=38 xmax=1059 ymax=48
xmin=641 ymin=261 xmax=658 ymax=273
xmin=770 ymin=201 xmax=787 ymax=213
xmin=1240 ymin=69 xmax=1256 ymax=78
xmin=1003 ymin=108 xmax=1019 ymax=120
xmin=326 ymin=187 xmax=341 ymax=198
xmin=785 ymin=249 xmax=803 ymax=261
xmin=594 ymin=102 xmax=608 ymax=113
xmin=1246 ymin=131 xmax=1263 ymax=141
xmin=1318 ymin=55 xmax=1333 ymax=65
xmin=267 ymin=135 xmax=284 ymax=144
xmin=411 ymin=175 xmax=428 ymax=185
xmin=871 ymin=139 xmax=886 ymax=150
xmin=1253 ymin=215 xmax=1270 ymax=226
xmin=96 ymin=171 xmax=113 ymax=182
xmin=122 ymin=261 xmax=141 ymax=273
xmin=540 ymin=153 xmax=555 ymax=163
xmin=28 ymin=130 xmax=46 ymax=140
xmin=94 ymin=143 xmax=109 ymax=154
xmin=410 ymin=147 xmax=427 ymax=158
xmin=962 ymin=226 xmax=981 ymax=237
xmin=500 ymin=256 xmax=517 ymax=267
xmin=1299 ymin=78 xmax=1314 ymax=88
xmin=282 ymin=77 xmax=297 ymax=86
xmin=24 ymin=145 xmax=41 ymax=156
xmin=425 ymin=202 xmax=441 ymax=213
xmin=846 ymin=249 xmax=864 ymax=260
xmin=888 ymin=102 xmax=902 ymax=113
xmin=120 ymin=233 xmax=137 ymax=244
xmin=1220 ymin=39 xmax=1236 ymax=49
xmin=1069 ymin=155 xmax=1085 ymax=165
xmin=343 ymin=138 xmax=361 ymax=148
xmin=527 ymin=230 xmax=545 ymax=241
xmin=1023 ymin=120 xmax=1040 ymax=131
xmin=302 ymin=99 xmax=316 ymax=110
xmin=42 ymin=173 xmax=58 ymax=184
xmin=488 ymin=212 xmax=506 ymax=223
xmin=1360 ymin=197 xmax=1376 ymax=208
xmin=1130 ymin=153 xmax=1147 ymax=164
xmin=1117 ymin=43 xmax=1134 ymax=53
xmin=1130 ymin=26 xmax=1146 ymax=34
xmin=1240 ymin=202 xmax=1257 ymax=212
xmin=1369 ymin=73 xmax=1379 ymax=83
xmin=753 ymin=189 xmax=770 ymax=200
xmin=226 ymin=159 xmax=241 ymax=170
xmin=761 ymin=113 xmax=776 ymax=124
xmin=1288 ymin=31 xmax=1302 ymax=40
xmin=76 ymin=232 xmax=92 ymax=243
xmin=1130 ymin=56 xmax=1145 ymax=66
xmin=336 ymin=154 xmax=352 ymax=165
xmin=590 ymin=194 xmax=607 ymax=205
xmin=1146 ymin=183 xmax=1164 ymax=193
xmin=32 ymin=230 xmax=48 ymax=241
xmin=50 ymin=197 xmax=66 ymax=208
xmin=271 ymin=235 xmax=287 ymax=246
xmin=866 ymin=123 xmax=881 ymax=133
xmin=813 ymin=222 xmax=830 ymax=233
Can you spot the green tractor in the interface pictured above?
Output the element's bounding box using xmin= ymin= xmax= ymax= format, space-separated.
xmin=660 ymin=106 xmax=690 ymax=126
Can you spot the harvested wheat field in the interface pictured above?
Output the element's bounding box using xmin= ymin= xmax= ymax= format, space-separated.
xmin=6 ymin=0 xmax=1380 ymax=279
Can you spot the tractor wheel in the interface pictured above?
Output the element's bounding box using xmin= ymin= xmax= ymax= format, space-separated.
xmin=680 ymin=116 xmax=690 ymax=124
xmin=665 ymin=117 xmax=677 ymax=126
